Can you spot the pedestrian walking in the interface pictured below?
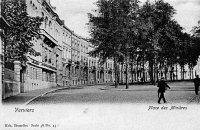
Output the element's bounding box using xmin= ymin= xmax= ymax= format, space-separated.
xmin=157 ymin=77 xmax=170 ymax=104
xmin=193 ymin=75 xmax=200 ymax=95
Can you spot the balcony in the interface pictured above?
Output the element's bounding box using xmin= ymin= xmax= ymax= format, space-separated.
xmin=32 ymin=59 xmax=40 ymax=66
xmin=40 ymin=29 xmax=58 ymax=47
xmin=42 ymin=62 xmax=57 ymax=71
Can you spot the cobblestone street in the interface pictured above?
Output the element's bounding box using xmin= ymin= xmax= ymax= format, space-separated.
xmin=29 ymin=82 xmax=199 ymax=105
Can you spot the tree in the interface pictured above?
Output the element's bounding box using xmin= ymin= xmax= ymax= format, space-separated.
xmin=137 ymin=0 xmax=184 ymax=84
xmin=88 ymin=0 xmax=140 ymax=89
xmin=186 ymin=20 xmax=200 ymax=78
xmin=88 ymin=0 xmax=121 ymax=88
xmin=193 ymin=20 xmax=200 ymax=37
xmin=3 ymin=0 xmax=42 ymax=65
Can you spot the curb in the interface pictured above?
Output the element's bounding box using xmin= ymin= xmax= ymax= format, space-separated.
xmin=24 ymin=86 xmax=83 ymax=106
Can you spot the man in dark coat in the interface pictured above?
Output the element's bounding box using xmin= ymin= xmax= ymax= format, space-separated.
xmin=157 ymin=77 xmax=170 ymax=104
xmin=193 ymin=75 xmax=200 ymax=95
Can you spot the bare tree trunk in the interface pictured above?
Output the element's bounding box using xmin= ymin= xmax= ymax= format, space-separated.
xmin=131 ymin=63 xmax=134 ymax=84
xmin=149 ymin=60 xmax=154 ymax=85
xmin=114 ymin=56 xmax=118 ymax=88
xmin=143 ymin=56 xmax=145 ymax=83
xmin=180 ymin=65 xmax=183 ymax=80
xmin=191 ymin=66 xmax=194 ymax=79
xmin=156 ymin=63 xmax=159 ymax=82
xmin=170 ymin=64 xmax=172 ymax=81
xmin=121 ymin=63 xmax=123 ymax=84
xmin=125 ymin=56 xmax=129 ymax=89
xmin=176 ymin=64 xmax=178 ymax=80
xmin=116 ymin=64 xmax=120 ymax=86
xmin=189 ymin=65 xmax=191 ymax=80
xmin=183 ymin=65 xmax=185 ymax=80
xmin=136 ymin=60 xmax=138 ymax=82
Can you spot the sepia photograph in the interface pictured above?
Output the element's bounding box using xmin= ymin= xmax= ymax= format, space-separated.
xmin=1 ymin=0 xmax=200 ymax=129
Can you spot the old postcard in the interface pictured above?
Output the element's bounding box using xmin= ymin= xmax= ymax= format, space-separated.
xmin=1 ymin=0 xmax=200 ymax=129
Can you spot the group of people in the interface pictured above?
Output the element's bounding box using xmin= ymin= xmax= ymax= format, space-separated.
xmin=156 ymin=75 xmax=200 ymax=104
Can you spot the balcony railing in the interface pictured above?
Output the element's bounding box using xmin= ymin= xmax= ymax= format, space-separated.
xmin=40 ymin=29 xmax=58 ymax=46
xmin=42 ymin=63 xmax=57 ymax=70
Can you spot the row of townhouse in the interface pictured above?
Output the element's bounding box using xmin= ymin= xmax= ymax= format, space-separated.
xmin=18 ymin=0 xmax=115 ymax=92
xmin=118 ymin=61 xmax=196 ymax=84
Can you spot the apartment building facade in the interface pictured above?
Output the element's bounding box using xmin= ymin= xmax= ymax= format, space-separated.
xmin=23 ymin=0 xmax=62 ymax=92
xmin=62 ymin=25 xmax=72 ymax=87
xmin=20 ymin=0 xmax=115 ymax=92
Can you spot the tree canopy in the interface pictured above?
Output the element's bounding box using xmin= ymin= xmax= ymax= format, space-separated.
xmin=3 ymin=0 xmax=43 ymax=63
xmin=88 ymin=0 xmax=200 ymax=85
xmin=193 ymin=20 xmax=200 ymax=37
xmin=88 ymin=0 xmax=141 ymax=88
xmin=88 ymin=0 xmax=139 ymax=63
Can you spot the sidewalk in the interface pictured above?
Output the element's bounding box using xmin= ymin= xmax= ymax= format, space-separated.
xmin=2 ymin=86 xmax=82 ymax=105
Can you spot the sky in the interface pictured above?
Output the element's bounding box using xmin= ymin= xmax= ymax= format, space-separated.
xmin=51 ymin=0 xmax=200 ymax=38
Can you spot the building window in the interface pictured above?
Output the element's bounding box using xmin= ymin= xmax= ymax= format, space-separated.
xmin=66 ymin=34 xmax=68 ymax=43
xmin=30 ymin=67 xmax=32 ymax=79
xmin=35 ymin=69 xmax=38 ymax=80
xmin=44 ymin=48 xmax=48 ymax=62
xmin=45 ymin=17 xmax=48 ymax=29
xmin=41 ymin=12 xmax=45 ymax=28
xmin=33 ymin=68 xmax=35 ymax=80
xmin=49 ymin=21 xmax=52 ymax=34
xmin=56 ymin=29 xmax=59 ymax=39
xmin=49 ymin=50 xmax=52 ymax=63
